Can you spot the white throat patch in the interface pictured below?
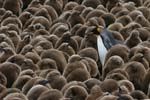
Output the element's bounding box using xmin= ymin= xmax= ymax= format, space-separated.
xmin=97 ymin=35 xmax=107 ymax=66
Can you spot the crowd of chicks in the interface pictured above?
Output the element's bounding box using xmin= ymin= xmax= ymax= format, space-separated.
xmin=0 ymin=0 xmax=150 ymax=100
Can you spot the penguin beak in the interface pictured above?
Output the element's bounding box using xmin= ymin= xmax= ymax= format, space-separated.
xmin=38 ymin=79 xmax=49 ymax=85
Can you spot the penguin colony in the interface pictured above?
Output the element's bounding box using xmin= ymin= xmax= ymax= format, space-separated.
xmin=0 ymin=0 xmax=150 ymax=100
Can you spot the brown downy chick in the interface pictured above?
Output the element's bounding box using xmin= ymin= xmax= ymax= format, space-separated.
xmin=3 ymin=92 xmax=28 ymax=100
xmin=22 ymin=77 xmax=49 ymax=95
xmin=57 ymin=43 xmax=76 ymax=56
xmin=107 ymin=22 xmax=123 ymax=32
xmin=2 ymin=0 xmax=22 ymax=16
xmin=136 ymin=28 xmax=150 ymax=41
xmin=130 ymin=90 xmax=148 ymax=99
xmin=27 ymin=0 xmax=42 ymax=8
xmin=44 ymin=0 xmax=63 ymax=15
xmin=135 ymin=15 xmax=150 ymax=27
xmin=0 ymin=34 xmax=15 ymax=50
xmin=55 ymin=32 xmax=79 ymax=53
xmin=37 ymin=58 xmax=57 ymax=70
xmin=130 ymin=53 xmax=149 ymax=69
xmin=135 ymin=46 xmax=150 ymax=65
xmin=0 ymin=47 xmax=15 ymax=63
xmin=46 ymin=70 xmax=67 ymax=90
xmin=105 ymin=44 xmax=130 ymax=63
xmin=6 ymin=54 xmax=25 ymax=66
xmin=37 ymin=89 xmax=64 ymax=100
xmin=78 ymin=47 xmax=99 ymax=62
xmin=81 ymin=0 xmax=101 ymax=9
xmin=125 ymin=30 xmax=142 ymax=48
xmin=19 ymin=44 xmax=34 ymax=55
xmin=0 ymin=62 xmax=20 ymax=88
xmin=11 ymin=75 xmax=32 ymax=90
xmin=142 ymin=69 xmax=150 ymax=94
xmin=0 ymin=88 xmax=21 ymax=100
xmin=19 ymin=11 xmax=33 ymax=27
xmin=86 ymin=85 xmax=103 ymax=100
xmin=124 ymin=61 xmax=146 ymax=90
xmin=118 ymin=79 xmax=135 ymax=93
xmin=43 ymin=5 xmax=58 ymax=21
xmin=116 ymin=15 xmax=132 ymax=26
xmin=20 ymin=58 xmax=38 ymax=71
xmin=26 ymin=84 xmax=49 ymax=100
xmin=100 ymin=79 xmax=119 ymax=93
xmin=0 ymin=84 xmax=6 ymax=95
xmin=6 ymin=30 xmax=21 ymax=49
xmin=107 ymin=68 xmax=129 ymax=80
xmin=40 ymin=49 xmax=67 ymax=73
xmin=63 ymin=61 xmax=91 ymax=82
xmin=1 ymin=16 xmax=22 ymax=30
xmin=34 ymin=7 xmax=52 ymax=22
xmin=47 ymin=34 xmax=59 ymax=47
xmin=16 ymin=34 xmax=32 ymax=54
xmin=106 ymin=0 xmax=121 ymax=11
xmin=67 ymin=10 xmax=84 ymax=27
xmin=0 ymin=72 xmax=7 ymax=86
xmin=24 ymin=52 xmax=41 ymax=64
xmin=64 ymin=85 xmax=88 ymax=100
xmin=102 ymin=55 xmax=124 ymax=79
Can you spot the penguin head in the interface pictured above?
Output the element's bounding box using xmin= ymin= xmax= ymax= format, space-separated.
xmin=84 ymin=26 xmax=104 ymax=42
xmin=85 ymin=26 xmax=102 ymax=36
xmin=91 ymin=26 xmax=101 ymax=35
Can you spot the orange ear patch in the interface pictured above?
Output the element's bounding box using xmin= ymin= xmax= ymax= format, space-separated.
xmin=97 ymin=27 xmax=101 ymax=33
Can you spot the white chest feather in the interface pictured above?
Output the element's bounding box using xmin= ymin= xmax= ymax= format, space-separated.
xmin=97 ymin=36 xmax=107 ymax=66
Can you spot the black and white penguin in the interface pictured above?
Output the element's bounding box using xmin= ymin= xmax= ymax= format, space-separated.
xmin=85 ymin=25 xmax=123 ymax=66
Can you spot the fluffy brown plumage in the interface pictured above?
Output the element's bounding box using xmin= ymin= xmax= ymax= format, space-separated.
xmin=38 ymin=89 xmax=64 ymax=100
xmin=2 ymin=0 xmax=22 ymax=16
xmin=100 ymin=79 xmax=119 ymax=93
xmin=64 ymin=85 xmax=88 ymax=100
xmin=84 ymin=78 xmax=101 ymax=93
xmin=40 ymin=49 xmax=67 ymax=73
xmin=81 ymin=0 xmax=101 ymax=9
xmin=130 ymin=90 xmax=148 ymax=99
xmin=0 ymin=62 xmax=20 ymax=88
xmin=135 ymin=15 xmax=150 ymax=27
xmin=3 ymin=92 xmax=28 ymax=100
xmin=24 ymin=52 xmax=41 ymax=64
xmin=26 ymin=84 xmax=49 ymax=100
xmin=0 ymin=88 xmax=21 ymax=100
xmin=124 ymin=61 xmax=146 ymax=90
xmin=44 ymin=0 xmax=63 ymax=16
xmin=86 ymin=85 xmax=103 ymax=100
xmin=46 ymin=70 xmax=67 ymax=90
xmin=125 ymin=30 xmax=142 ymax=48
xmin=37 ymin=58 xmax=57 ymax=70
xmin=11 ymin=75 xmax=32 ymax=90
xmin=63 ymin=60 xmax=90 ymax=82
xmin=0 ymin=72 xmax=7 ymax=86
xmin=78 ymin=47 xmax=98 ymax=62
xmin=103 ymin=55 xmax=124 ymax=79
xmin=130 ymin=53 xmax=149 ymax=69
xmin=105 ymin=44 xmax=130 ymax=63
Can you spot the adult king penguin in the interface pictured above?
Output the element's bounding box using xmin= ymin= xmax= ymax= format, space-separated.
xmin=85 ymin=25 xmax=123 ymax=66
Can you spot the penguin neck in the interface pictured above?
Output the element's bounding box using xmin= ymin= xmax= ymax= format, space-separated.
xmin=97 ymin=35 xmax=107 ymax=66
